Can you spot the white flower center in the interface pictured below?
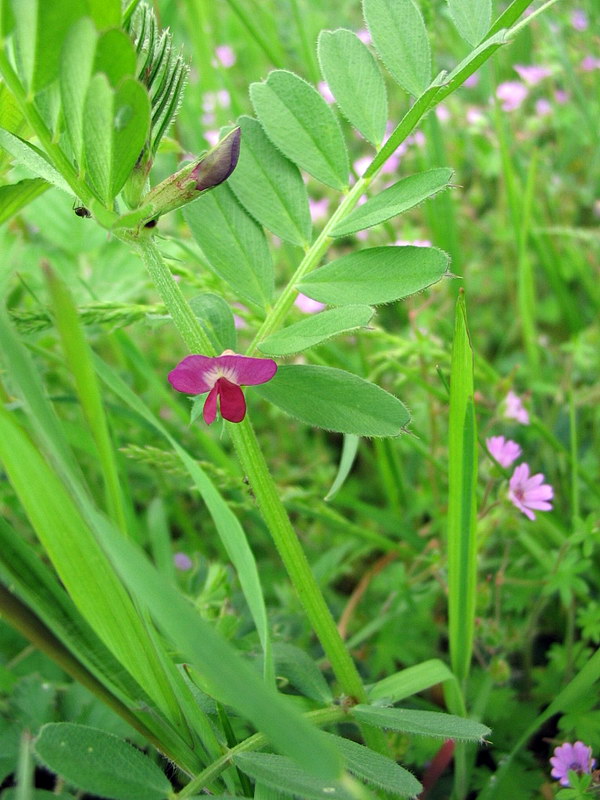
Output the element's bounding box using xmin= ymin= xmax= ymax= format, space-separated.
xmin=205 ymin=365 xmax=238 ymax=388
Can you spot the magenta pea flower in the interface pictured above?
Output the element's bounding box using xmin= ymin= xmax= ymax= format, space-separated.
xmin=504 ymin=390 xmax=530 ymax=425
xmin=550 ymin=741 xmax=596 ymax=787
xmin=168 ymin=351 xmax=277 ymax=425
xmin=486 ymin=436 xmax=522 ymax=468
xmin=508 ymin=463 xmax=553 ymax=520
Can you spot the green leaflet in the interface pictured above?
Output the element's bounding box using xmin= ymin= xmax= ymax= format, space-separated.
xmin=317 ymin=29 xmax=387 ymax=147
xmin=363 ymin=0 xmax=431 ymax=97
xmin=297 ymin=246 xmax=449 ymax=306
xmin=227 ymin=115 xmax=312 ymax=246
xmin=324 ymin=733 xmax=422 ymax=797
xmin=257 ymin=305 xmax=374 ymax=356
xmin=94 ymin=28 xmax=137 ymax=87
xmin=272 ymin=643 xmax=333 ymax=704
xmin=34 ymin=723 xmax=172 ymax=800
xmin=250 ymin=69 xmax=349 ymax=190
xmin=324 ymin=434 xmax=360 ymax=501
xmin=233 ymin=753 xmax=358 ymax=800
xmin=351 ymin=705 xmax=491 ymax=742
xmin=189 ymin=293 xmax=237 ymax=352
xmin=83 ymin=0 xmax=121 ymax=28
xmin=184 ymin=183 xmax=274 ymax=310
xmin=60 ymin=17 xmax=97 ymax=167
xmin=0 ymin=177 xmax=49 ymax=224
xmin=447 ymin=0 xmax=492 ymax=46
xmin=331 ymin=168 xmax=454 ymax=236
xmin=367 ymin=659 xmax=456 ymax=703
xmin=83 ymin=74 xmax=150 ymax=204
xmin=10 ymin=0 xmax=85 ymax=94
xmin=255 ymin=365 xmax=410 ymax=437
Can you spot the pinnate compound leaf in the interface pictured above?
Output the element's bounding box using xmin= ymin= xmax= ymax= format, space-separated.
xmin=447 ymin=0 xmax=491 ymax=45
xmin=325 ymin=733 xmax=422 ymax=796
xmin=317 ymin=29 xmax=387 ymax=146
xmin=0 ymin=129 xmax=72 ymax=194
xmin=351 ymin=705 xmax=491 ymax=742
xmin=83 ymin=74 xmax=150 ymax=204
xmin=363 ymin=0 xmax=431 ymax=97
xmin=184 ymin=184 xmax=274 ymax=309
xmin=297 ymin=246 xmax=449 ymax=306
xmin=233 ymin=753 xmax=354 ymax=800
xmin=250 ymin=70 xmax=349 ymax=190
xmin=255 ymin=365 xmax=409 ymax=437
xmin=11 ymin=0 xmax=85 ymax=94
xmin=257 ymin=305 xmax=374 ymax=356
xmin=331 ymin=168 xmax=453 ymax=237
xmin=33 ymin=723 xmax=172 ymax=800
xmin=227 ymin=116 xmax=311 ymax=246
xmin=0 ymin=178 xmax=49 ymax=224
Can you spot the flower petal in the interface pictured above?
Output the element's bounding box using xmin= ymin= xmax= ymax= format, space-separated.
xmin=203 ymin=384 xmax=219 ymax=424
xmin=217 ymin=377 xmax=246 ymax=422
xmin=169 ymin=355 xmax=216 ymax=394
xmin=215 ymin=354 xmax=278 ymax=386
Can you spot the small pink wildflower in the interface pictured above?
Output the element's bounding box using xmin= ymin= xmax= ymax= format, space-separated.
xmin=571 ymin=9 xmax=588 ymax=31
xmin=174 ymin=553 xmax=193 ymax=571
xmin=504 ymin=390 xmax=529 ymax=425
xmin=393 ymin=238 xmax=432 ymax=248
xmin=215 ymin=44 xmax=236 ymax=68
xmin=550 ymin=741 xmax=596 ymax=787
xmin=508 ymin=463 xmax=553 ymax=521
xmin=356 ymin=28 xmax=372 ymax=45
xmin=318 ymin=81 xmax=335 ymax=104
xmin=169 ymin=351 xmax=277 ymax=425
xmin=496 ymin=81 xmax=528 ymax=111
xmin=295 ymin=293 xmax=326 ymax=314
xmin=309 ymin=196 xmax=329 ymax=223
xmin=535 ymin=98 xmax=552 ymax=117
xmin=486 ymin=436 xmax=522 ymax=468
xmin=464 ymin=73 xmax=479 ymax=88
xmin=554 ymin=89 xmax=570 ymax=104
xmin=435 ymin=104 xmax=451 ymax=122
xmin=581 ymin=55 xmax=600 ymax=72
xmin=513 ymin=64 xmax=552 ymax=86
xmin=204 ymin=129 xmax=220 ymax=147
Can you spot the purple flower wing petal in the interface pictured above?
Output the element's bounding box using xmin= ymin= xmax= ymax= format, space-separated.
xmin=203 ymin=384 xmax=219 ymax=424
xmin=217 ymin=377 xmax=246 ymax=422
xmin=216 ymin=354 xmax=277 ymax=386
xmin=169 ymin=355 xmax=215 ymax=394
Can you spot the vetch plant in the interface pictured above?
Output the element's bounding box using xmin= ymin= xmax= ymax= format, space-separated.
xmin=0 ymin=0 xmax=581 ymax=798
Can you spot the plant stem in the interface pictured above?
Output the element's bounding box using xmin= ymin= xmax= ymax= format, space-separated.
xmin=134 ymin=236 xmax=367 ymax=702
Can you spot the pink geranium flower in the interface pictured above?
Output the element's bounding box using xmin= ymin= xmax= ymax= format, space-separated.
xmin=550 ymin=741 xmax=596 ymax=787
xmin=508 ymin=463 xmax=553 ymax=520
xmin=168 ymin=351 xmax=277 ymax=424
xmin=504 ymin=390 xmax=530 ymax=425
xmin=486 ymin=436 xmax=522 ymax=468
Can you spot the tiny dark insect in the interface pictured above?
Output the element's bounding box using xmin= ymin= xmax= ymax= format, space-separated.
xmin=144 ymin=218 xmax=158 ymax=229
xmin=74 ymin=206 xmax=91 ymax=218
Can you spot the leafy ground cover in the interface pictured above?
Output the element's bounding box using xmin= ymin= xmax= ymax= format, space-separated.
xmin=0 ymin=1 xmax=599 ymax=799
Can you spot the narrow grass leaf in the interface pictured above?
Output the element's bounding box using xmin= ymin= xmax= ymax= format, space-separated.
xmin=258 ymin=305 xmax=374 ymax=356
xmin=0 ymin=129 xmax=72 ymax=194
xmin=363 ymin=0 xmax=431 ymax=97
xmin=325 ymin=733 xmax=422 ymax=796
xmin=34 ymin=723 xmax=172 ymax=800
xmin=0 ymin=178 xmax=48 ymax=224
xmin=255 ymin=365 xmax=410 ymax=437
xmin=250 ymin=70 xmax=349 ymax=190
xmin=297 ymin=247 xmax=449 ymax=306
xmin=83 ymin=74 xmax=150 ymax=204
xmin=448 ymin=0 xmax=491 ymax=45
xmin=87 ymin=511 xmax=343 ymax=779
xmin=447 ymin=292 xmax=477 ymax=685
xmin=331 ymin=169 xmax=453 ymax=237
xmin=188 ymin=293 xmax=237 ymax=353
xmin=351 ymin=706 xmax=490 ymax=742
xmin=324 ymin=434 xmax=360 ymax=501
xmin=367 ymin=659 xmax=456 ymax=703
xmin=233 ymin=753 xmax=353 ymax=800
xmin=184 ymin=184 xmax=274 ymax=309
xmin=60 ymin=18 xmax=97 ymax=167
xmin=317 ymin=29 xmax=387 ymax=146
xmin=227 ymin=115 xmax=311 ymax=246
xmin=11 ymin=0 xmax=85 ymax=94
